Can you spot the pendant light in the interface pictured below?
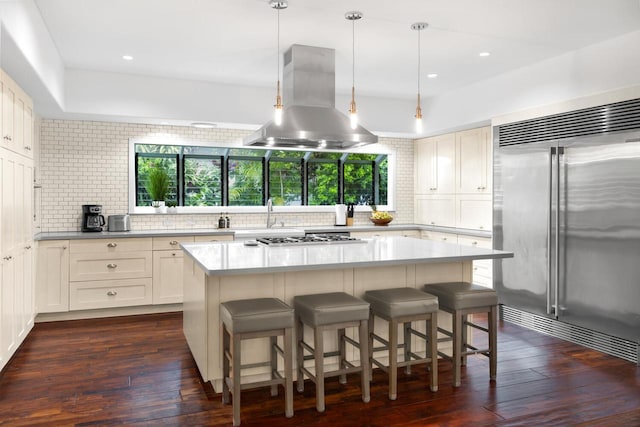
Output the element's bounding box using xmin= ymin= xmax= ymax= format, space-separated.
xmin=271 ymin=0 xmax=288 ymax=126
xmin=411 ymin=22 xmax=428 ymax=133
xmin=345 ymin=11 xmax=362 ymax=130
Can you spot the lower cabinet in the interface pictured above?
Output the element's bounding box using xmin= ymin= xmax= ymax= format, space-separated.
xmin=70 ymin=278 xmax=152 ymax=310
xmin=153 ymin=247 xmax=186 ymax=304
xmin=36 ymin=240 xmax=69 ymax=313
xmin=457 ymin=236 xmax=493 ymax=288
xmin=35 ymin=234 xmax=235 ymax=315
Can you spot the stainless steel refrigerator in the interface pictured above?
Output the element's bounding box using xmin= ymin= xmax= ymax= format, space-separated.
xmin=493 ymin=99 xmax=640 ymax=360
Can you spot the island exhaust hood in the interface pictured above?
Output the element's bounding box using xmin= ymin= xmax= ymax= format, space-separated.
xmin=243 ymin=44 xmax=378 ymax=149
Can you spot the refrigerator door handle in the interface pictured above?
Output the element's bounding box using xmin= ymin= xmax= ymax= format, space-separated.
xmin=555 ymin=146 xmax=564 ymax=319
xmin=547 ymin=147 xmax=555 ymax=315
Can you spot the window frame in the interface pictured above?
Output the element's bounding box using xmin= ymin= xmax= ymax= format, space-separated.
xmin=128 ymin=138 xmax=396 ymax=214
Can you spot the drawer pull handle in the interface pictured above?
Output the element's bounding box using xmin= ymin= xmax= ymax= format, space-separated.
xmin=62 ymin=246 xmax=67 ymax=250
xmin=107 ymin=263 xmax=117 ymax=269
xmin=442 ymin=237 xmax=447 ymax=241
xmin=107 ymin=242 xmax=117 ymax=248
xmin=172 ymin=252 xmax=176 ymax=256
xmin=25 ymin=245 xmax=32 ymax=249
xmin=430 ymin=221 xmax=435 ymax=225
xmin=472 ymin=241 xmax=478 ymax=245
xmin=107 ymin=291 xmax=117 ymax=296
xmin=169 ymin=240 xmax=179 ymax=245
xmin=3 ymin=255 xmax=12 ymax=261
xmin=4 ymin=135 xmax=12 ymax=141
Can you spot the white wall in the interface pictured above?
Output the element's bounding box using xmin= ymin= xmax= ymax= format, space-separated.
xmin=423 ymin=30 xmax=640 ymax=136
xmin=38 ymin=120 xmax=414 ymax=232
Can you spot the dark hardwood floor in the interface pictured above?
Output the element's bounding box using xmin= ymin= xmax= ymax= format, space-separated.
xmin=1 ymin=312 xmax=638 ymax=426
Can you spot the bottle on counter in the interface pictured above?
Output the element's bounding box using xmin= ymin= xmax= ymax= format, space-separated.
xmin=218 ymin=214 xmax=226 ymax=229
xmin=225 ymin=214 xmax=231 ymax=228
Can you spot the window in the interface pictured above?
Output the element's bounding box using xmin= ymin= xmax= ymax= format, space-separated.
xmin=131 ymin=142 xmax=390 ymax=210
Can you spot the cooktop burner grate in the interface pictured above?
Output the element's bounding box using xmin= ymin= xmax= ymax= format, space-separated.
xmin=256 ymin=234 xmax=365 ymax=246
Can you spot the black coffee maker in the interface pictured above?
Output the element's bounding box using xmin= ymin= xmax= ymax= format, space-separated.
xmin=82 ymin=204 xmax=105 ymax=232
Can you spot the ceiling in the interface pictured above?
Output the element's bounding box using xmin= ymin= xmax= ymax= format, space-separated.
xmin=33 ymin=0 xmax=640 ymax=103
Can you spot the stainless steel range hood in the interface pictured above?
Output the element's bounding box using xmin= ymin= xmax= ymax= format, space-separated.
xmin=244 ymin=44 xmax=378 ymax=150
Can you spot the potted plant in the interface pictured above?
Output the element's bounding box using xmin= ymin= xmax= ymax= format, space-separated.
xmin=166 ymin=200 xmax=178 ymax=214
xmin=368 ymin=202 xmax=393 ymax=226
xmin=146 ymin=167 xmax=170 ymax=212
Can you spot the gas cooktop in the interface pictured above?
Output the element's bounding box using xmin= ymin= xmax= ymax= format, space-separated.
xmin=256 ymin=234 xmax=365 ymax=246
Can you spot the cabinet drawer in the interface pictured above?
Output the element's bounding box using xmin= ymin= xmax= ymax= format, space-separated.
xmin=70 ymin=252 xmax=152 ymax=282
xmin=457 ymin=236 xmax=492 ymax=249
xmin=152 ymin=236 xmax=194 ymax=250
xmin=193 ymin=235 xmax=234 ymax=242
xmin=421 ymin=231 xmax=458 ymax=244
xmin=70 ymin=238 xmax=152 ymax=254
xmin=70 ymin=278 xmax=152 ymax=310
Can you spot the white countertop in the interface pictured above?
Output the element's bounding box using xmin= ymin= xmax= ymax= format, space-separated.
xmin=181 ymin=236 xmax=513 ymax=276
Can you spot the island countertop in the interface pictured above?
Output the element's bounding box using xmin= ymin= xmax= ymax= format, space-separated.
xmin=181 ymin=236 xmax=513 ymax=276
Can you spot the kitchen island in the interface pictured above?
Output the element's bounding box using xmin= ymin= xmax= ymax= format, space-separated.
xmin=181 ymin=236 xmax=513 ymax=391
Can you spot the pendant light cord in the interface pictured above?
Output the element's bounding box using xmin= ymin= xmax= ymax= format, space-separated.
xmin=417 ymin=28 xmax=421 ymax=95
xmin=352 ymin=18 xmax=355 ymax=88
xmin=277 ymin=7 xmax=280 ymax=82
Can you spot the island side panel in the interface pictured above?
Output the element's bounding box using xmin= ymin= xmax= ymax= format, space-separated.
xmin=182 ymin=256 xmax=208 ymax=380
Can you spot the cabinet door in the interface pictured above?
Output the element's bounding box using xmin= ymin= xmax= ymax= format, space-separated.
xmin=415 ymin=134 xmax=455 ymax=194
xmin=456 ymin=195 xmax=492 ymax=231
xmin=36 ymin=240 xmax=70 ymax=313
xmin=1 ymin=151 xmax=16 ymax=254
xmin=415 ymin=195 xmax=456 ymax=227
xmin=1 ymin=254 xmax=16 ymax=359
xmin=456 ymin=127 xmax=491 ymax=194
xmin=153 ymin=250 xmax=184 ymax=304
xmin=457 ymin=236 xmax=493 ymax=288
xmin=1 ymin=76 xmax=16 ymax=152
xmin=22 ymin=242 xmax=35 ymax=331
xmin=22 ymin=102 xmax=33 ymax=158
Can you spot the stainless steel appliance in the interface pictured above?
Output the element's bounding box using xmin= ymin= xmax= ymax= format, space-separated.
xmin=494 ymin=98 xmax=640 ymax=363
xmin=257 ymin=233 xmax=364 ymax=246
xmin=108 ymin=214 xmax=130 ymax=232
xmin=81 ymin=204 xmax=105 ymax=232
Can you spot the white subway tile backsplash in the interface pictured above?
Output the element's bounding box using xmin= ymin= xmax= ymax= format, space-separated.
xmin=39 ymin=120 xmax=414 ymax=232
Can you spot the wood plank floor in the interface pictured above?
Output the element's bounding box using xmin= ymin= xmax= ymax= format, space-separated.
xmin=1 ymin=312 xmax=638 ymax=426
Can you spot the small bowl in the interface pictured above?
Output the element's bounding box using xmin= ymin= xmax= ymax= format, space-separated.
xmin=370 ymin=217 xmax=392 ymax=226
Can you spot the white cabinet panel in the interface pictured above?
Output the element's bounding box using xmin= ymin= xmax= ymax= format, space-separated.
xmin=456 ymin=127 xmax=491 ymax=194
xmin=70 ymin=251 xmax=153 ymax=282
xmin=153 ymin=250 xmax=184 ymax=304
xmin=193 ymin=235 xmax=234 ymax=243
xmin=456 ymin=195 xmax=492 ymax=231
xmin=70 ymin=278 xmax=152 ymax=310
xmin=70 ymin=238 xmax=152 ymax=254
xmin=414 ymin=134 xmax=455 ymax=195
xmin=36 ymin=240 xmax=70 ymax=313
xmin=415 ymin=195 xmax=456 ymax=227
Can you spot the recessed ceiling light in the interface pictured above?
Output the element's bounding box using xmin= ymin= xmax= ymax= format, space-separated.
xmin=191 ymin=122 xmax=217 ymax=129
xmin=479 ymin=51 xmax=491 ymax=57
xmin=427 ymin=73 xmax=438 ymax=78
xmin=122 ymin=55 xmax=134 ymax=61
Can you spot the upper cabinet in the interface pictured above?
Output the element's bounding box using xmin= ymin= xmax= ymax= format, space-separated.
xmin=1 ymin=70 xmax=34 ymax=159
xmin=456 ymin=127 xmax=491 ymax=194
xmin=415 ymin=133 xmax=455 ymax=194
xmin=414 ymin=126 xmax=492 ymax=231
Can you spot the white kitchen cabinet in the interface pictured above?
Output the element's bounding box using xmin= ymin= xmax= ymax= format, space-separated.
xmin=36 ymin=240 xmax=70 ymax=313
xmin=457 ymin=235 xmax=493 ymax=288
xmin=350 ymin=229 xmax=421 ymax=239
xmin=414 ymin=133 xmax=455 ymax=195
xmin=456 ymin=127 xmax=491 ymax=194
xmin=1 ymin=71 xmax=16 ymax=153
xmin=1 ymin=253 xmax=16 ymax=364
xmin=456 ymin=195 xmax=492 ymax=231
xmin=152 ymin=236 xmax=194 ymax=304
xmin=153 ymin=250 xmax=185 ymax=304
xmin=415 ymin=195 xmax=456 ymax=228
xmin=70 ymin=278 xmax=152 ymax=310
xmin=420 ymin=230 xmax=458 ymax=244
xmin=193 ymin=235 xmax=234 ymax=243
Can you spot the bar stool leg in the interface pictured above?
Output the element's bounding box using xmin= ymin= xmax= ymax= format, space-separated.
xmin=489 ymin=305 xmax=498 ymax=381
xmin=461 ymin=314 xmax=469 ymax=367
xmin=232 ymin=333 xmax=242 ymax=427
xmin=338 ymin=328 xmax=347 ymax=384
xmin=429 ymin=314 xmax=438 ymax=392
xmin=270 ymin=336 xmax=278 ymax=397
xmin=404 ymin=321 xmax=412 ymax=375
xmin=453 ymin=310 xmax=463 ymax=388
xmin=314 ymin=326 xmax=325 ymax=412
xmin=388 ymin=318 xmax=398 ymax=400
xmin=359 ymin=319 xmax=371 ymax=403
xmin=222 ymin=324 xmax=231 ymax=404
xmin=284 ymin=327 xmax=294 ymax=418
xmin=368 ymin=312 xmax=375 ymax=381
xmin=296 ymin=316 xmax=305 ymax=393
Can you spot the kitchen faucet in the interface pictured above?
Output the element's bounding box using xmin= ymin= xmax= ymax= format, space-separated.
xmin=266 ymin=198 xmax=276 ymax=228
